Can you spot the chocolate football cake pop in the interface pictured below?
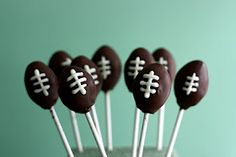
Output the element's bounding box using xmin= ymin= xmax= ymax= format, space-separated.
xmin=165 ymin=60 xmax=209 ymax=157
xmin=59 ymin=66 xmax=96 ymax=113
xmin=174 ymin=60 xmax=208 ymax=109
xmin=125 ymin=47 xmax=155 ymax=92
xmin=153 ymin=48 xmax=176 ymax=81
xmin=72 ymin=55 xmax=103 ymax=98
xmin=92 ymin=45 xmax=121 ymax=151
xmin=152 ymin=48 xmax=176 ymax=151
xmin=24 ymin=61 xmax=74 ymax=157
xmin=49 ymin=50 xmax=73 ymax=77
xmin=132 ymin=63 xmax=171 ymax=157
xmin=92 ymin=45 xmax=121 ymax=92
xmin=49 ymin=51 xmax=84 ymax=153
xmin=71 ymin=55 xmax=104 ymax=143
xmin=25 ymin=61 xmax=59 ymax=109
xmin=133 ymin=63 xmax=171 ymax=114
xmin=124 ymin=47 xmax=155 ymax=157
xmin=59 ymin=66 xmax=108 ymax=157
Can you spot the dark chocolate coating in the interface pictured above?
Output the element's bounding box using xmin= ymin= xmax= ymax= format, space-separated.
xmin=124 ymin=48 xmax=155 ymax=92
xmin=24 ymin=61 xmax=59 ymax=109
xmin=174 ymin=60 xmax=208 ymax=110
xmin=59 ymin=66 xmax=96 ymax=113
xmin=133 ymin=63 xmax=171 ymax=114
xmin=153 ymin=48 xmax=176 ymax=82
xmin=71 ymin=55 xmax=103 ymax=98
xmin=49 ymin=50 xmax=73 ymax=78
xmin=92 ymin=45 xmax=121 ymax=92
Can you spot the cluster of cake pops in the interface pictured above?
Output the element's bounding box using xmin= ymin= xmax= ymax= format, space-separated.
xmin=24 ymin=45 xmax=208 ymax=157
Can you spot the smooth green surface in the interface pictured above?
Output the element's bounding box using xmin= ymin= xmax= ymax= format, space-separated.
xmin=0 ymin=0 xmax=236 ymax=157
xmin=72 ymin=148 xmax=177 ymax=157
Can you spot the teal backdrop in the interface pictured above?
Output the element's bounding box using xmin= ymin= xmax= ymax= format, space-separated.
xmin=0 ymin=0 xmax=235 ymax=157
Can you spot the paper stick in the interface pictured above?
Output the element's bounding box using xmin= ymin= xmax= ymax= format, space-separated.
xmin=137 ymin=113 xmax=150 ymax=157
xmin=50 ymin=107 xmax=74 ymax=157
xmin=157 ymin=105 xmax=165 ymax=151
xmin=85 ymin=112 xmax=108 ymax=157
xmin=105 ymin=91 xmax=112 ymax=151
xmin=165 ymin=109 xmax=185 ymax=157
xmin=91 ymin=105 xmax=103 ymax=144
xmin=132 ymin=108 xmax=141 ymax=157
xmin=69 ymin=111 xmax=83 ymax=153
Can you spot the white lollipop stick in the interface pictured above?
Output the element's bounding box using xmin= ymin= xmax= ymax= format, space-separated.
xmin=105 ymin=91 xmax=113 ymax=151
xmin=69 ymin=111 xmax=83 ymax=153
xmin=85 ymin=112 xmax=108 ymax=157
xmin=157 ymin=104 xmax=165 ymax=151
xmin=91 ymin=105 xmax=103 ymax=144
xmin=132 ymin=108 xmax=141 ymax=157
xmin=50 ymin=106 xmax=74 ymax=157
xmin=165 ymin=109 xmax=185 ymax=157
xmin=137 ymin=113 xmax=150 ymax=157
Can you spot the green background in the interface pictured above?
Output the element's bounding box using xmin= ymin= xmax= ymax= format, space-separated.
xmin=0 ymin=0 xmax=235 ymax=157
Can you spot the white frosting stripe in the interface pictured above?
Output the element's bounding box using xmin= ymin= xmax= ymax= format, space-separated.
xmin=139 ymin=70 xmax=159 ymax=99
xmin=182 ymin=73 xmax=199 ymax=95
xmin=30 ymin=69 xmax=50 ymax=96
xmin=67 ymin=69 xmax=87 ymax=95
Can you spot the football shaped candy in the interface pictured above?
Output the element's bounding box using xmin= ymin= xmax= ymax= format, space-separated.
xmin=174 ymin=60 xmax=208 ymax=110
xmin=24 ymin=61 xmax=59 ymax=109
xmin=153 ymin=48 xmax=176 ymax=82
xmin=92 ymin=45 xmax=121 ymax=92
xmin=59 ymin=66 xmax=107 ymax=157
xmin=133 ymin=63 xmax=171 ymax=114
xmin=59 ymin=66 xmax=96 ymax=113
xmin=124 ymin=48 xmax=155 ymax=92
xmin=49 ymin=50 xmax=73 ymax=77
xmin=71 ymin=55 xmax=103 ymax=97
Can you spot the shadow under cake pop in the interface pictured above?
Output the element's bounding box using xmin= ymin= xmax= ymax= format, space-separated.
xmin=124 ymin=47 xmax=155 ymax=157
xmin=165 ymin=60 xmax=209 ymax=157
xmin=58 ymin=66 xmax=108 ymax=157
xmin=132 ymin=63 xmax=172 ymax=157
xmin=24 ymin=61 xmax=74 ymax=157
xmin=152 ymin=47 xmax=176 ymax=151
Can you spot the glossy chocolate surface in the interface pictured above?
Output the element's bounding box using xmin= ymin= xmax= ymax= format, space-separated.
xmin=59 ymin=66 xmax=96 ymax=113
xmin=71 ymin=55 xmax=103 ymax=98
xmin=174 ymin=60 xmax=208 ymax=110
xmin=153 ymin=48 xmax=176 ymax=82
xmin=124 ymin=48 xmax=155 ymax=92
xmin=133 ymin=63 xmax=171 ymax=114
xmin=49 ymin=50 xmax=73 ymax=78
xmin=92 ymin=45 xmax=121 ymax=92
xmin=25 ymin=61 xmax=59 ymax=109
